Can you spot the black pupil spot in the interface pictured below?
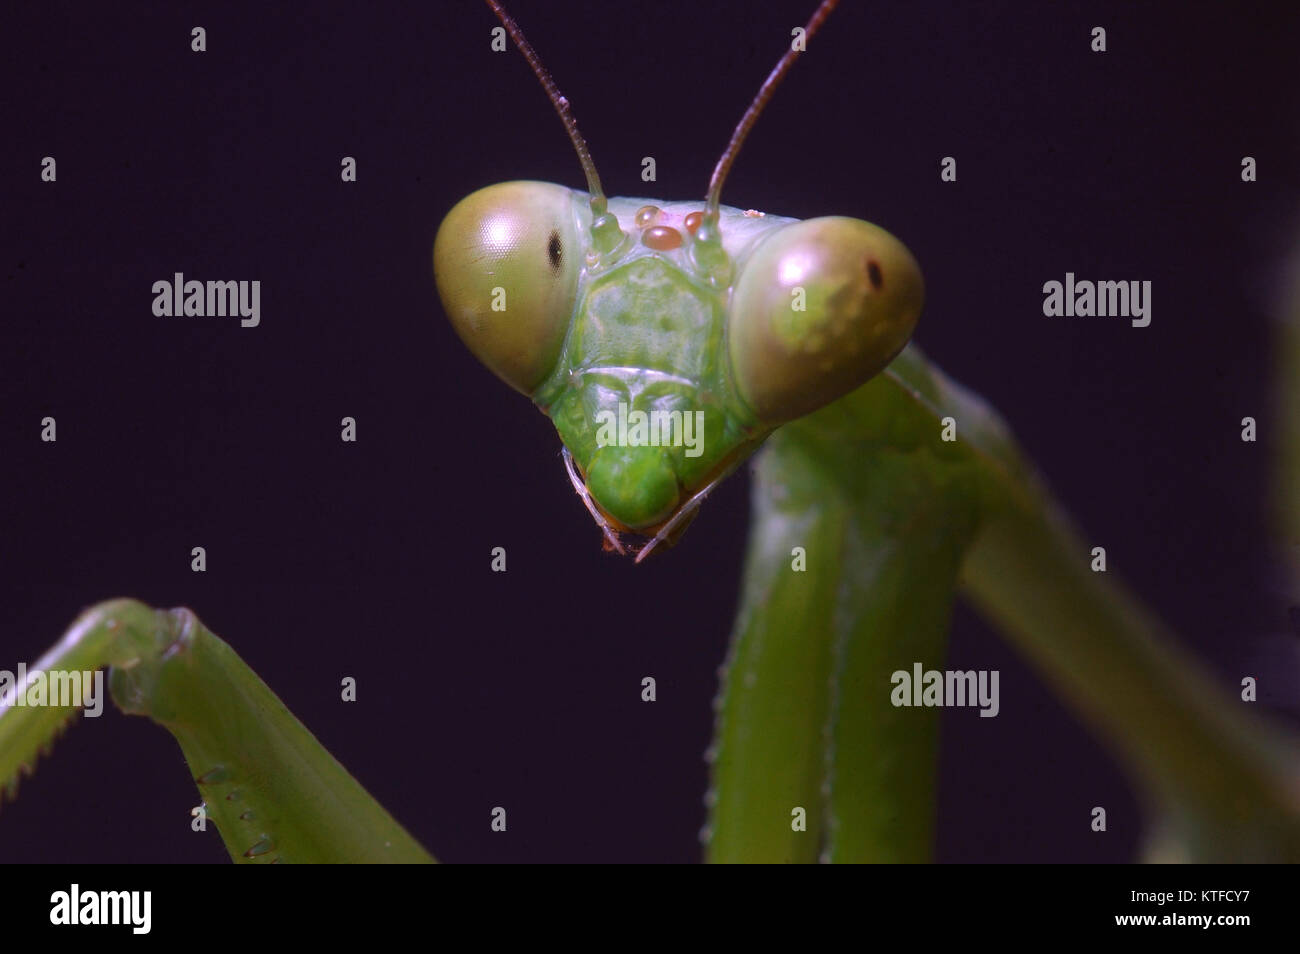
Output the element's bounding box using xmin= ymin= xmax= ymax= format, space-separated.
xmin=547 ymin=230 xmax=562 ymax=272
xmin=866 ymin=260 xmax=883 ymax=290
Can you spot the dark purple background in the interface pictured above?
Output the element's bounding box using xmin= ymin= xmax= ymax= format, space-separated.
xmin=2 ymin=0 xmax=1298 ymax=863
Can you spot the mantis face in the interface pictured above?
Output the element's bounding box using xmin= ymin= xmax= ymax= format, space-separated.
xmin=435 ymin=184 xmax=923 ymax=555
xmin=433 ymin=0 xmax=922 ymax=558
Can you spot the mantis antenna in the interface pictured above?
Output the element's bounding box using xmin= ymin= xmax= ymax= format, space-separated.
xmin=484 ymin=0 xmax=609 ymax=217
xmin=703 ymin=0 xmax=840 ymax=227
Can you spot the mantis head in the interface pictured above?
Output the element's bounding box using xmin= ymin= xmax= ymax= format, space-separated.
xmin=433 ymin=0 xmax=922 ymax=559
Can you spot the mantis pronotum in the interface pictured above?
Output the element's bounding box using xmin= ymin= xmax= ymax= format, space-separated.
xmin=3 ymin=0 xmax=1298 ymax=863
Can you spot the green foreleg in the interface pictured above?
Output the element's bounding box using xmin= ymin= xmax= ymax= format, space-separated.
xmin=1 ymin=599 xmax=433 ymax=863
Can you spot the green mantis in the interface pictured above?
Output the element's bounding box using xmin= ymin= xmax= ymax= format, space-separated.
xmin=436 ymin=1 xmax=921 ymax=560
xmin=3 ymin=0 xmax=1299 ymax=863
xmin=437 ymin=0 xmax=1300 ymax=861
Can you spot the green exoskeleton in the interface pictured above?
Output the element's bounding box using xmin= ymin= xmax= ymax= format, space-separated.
xmin=437 ymin=0 xmax=1300 ymax=863
xmin=435 ymin=0 xmax=920 ymax=559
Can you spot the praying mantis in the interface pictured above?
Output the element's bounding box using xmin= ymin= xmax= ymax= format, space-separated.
xmin=4 ymin=0 xmax=1299 ymax=863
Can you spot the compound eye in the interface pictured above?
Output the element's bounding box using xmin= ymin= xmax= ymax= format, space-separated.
xmin=728 ymin=216 xmax=924 ymax=424
xmin=433 ymin=181 xmax=582 ymax=395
